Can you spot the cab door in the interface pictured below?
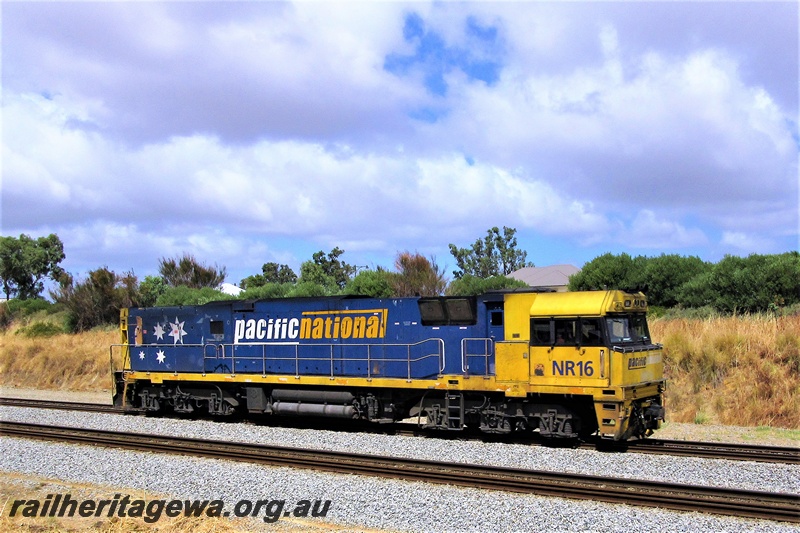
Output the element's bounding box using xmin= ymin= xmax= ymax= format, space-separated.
xmin=486 ymin=303 xmax=505 ymax=341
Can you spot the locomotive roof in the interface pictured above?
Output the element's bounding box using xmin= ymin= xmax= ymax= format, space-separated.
xmin=529 ymin=290 xmax=648 ymax=317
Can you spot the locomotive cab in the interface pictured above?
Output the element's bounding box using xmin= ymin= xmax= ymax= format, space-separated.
xmin=519 ymin=290 xmax=665 ymax=440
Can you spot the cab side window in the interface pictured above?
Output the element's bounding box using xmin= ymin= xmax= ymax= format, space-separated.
xmin=579 ymin=318 xmax=604 ymax=346
xmin=530 ymin=319 xmax=551 ymax=345
xmin=554 ymin=319 xmax=578 ymax=345
xmin=531 ymin=318 xmax=604 ymax=346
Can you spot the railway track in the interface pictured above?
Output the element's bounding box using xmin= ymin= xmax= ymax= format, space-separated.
xmin=1 ymin=420 xmax=798 ymax=523
xmin=0 ymin=397 xmax=122 ymax=414
xmin=1 ymin=396 xmax=798 ymax=465
xmin=619 ymin=437 xmax=800 ymax=464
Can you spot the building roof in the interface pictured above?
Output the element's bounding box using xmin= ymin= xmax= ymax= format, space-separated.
xmin=508 ymin=264 xmax=580 ymax=288
xmin=219 ymin=282 xmax=243 ymax=296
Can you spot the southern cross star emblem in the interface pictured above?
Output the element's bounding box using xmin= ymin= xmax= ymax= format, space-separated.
xmin=169 ymin=317 xmax=187 ymax=345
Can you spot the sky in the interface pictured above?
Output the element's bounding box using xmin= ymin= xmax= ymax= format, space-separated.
xmin=2 ymin=1 xmax=798 ymax=288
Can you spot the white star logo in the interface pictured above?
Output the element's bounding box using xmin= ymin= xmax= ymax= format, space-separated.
xmin=169 ymin=317 xmax=186 ymax=345
xmin=139 ymin=351 xmax=145 ymax=360
xmin=153 ymin=323 xmax=165 ymax=341
xmin=156 ymin=350 xmax=166 ymax=364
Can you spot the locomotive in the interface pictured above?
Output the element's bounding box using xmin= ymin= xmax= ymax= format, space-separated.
xmin=112 ymin=289 xmax=665 ymax=441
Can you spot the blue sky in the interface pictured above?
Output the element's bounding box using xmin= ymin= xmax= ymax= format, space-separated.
xmin=2 ymin=1 xmax=798 ymax=287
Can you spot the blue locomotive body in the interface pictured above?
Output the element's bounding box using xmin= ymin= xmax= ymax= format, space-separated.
xmin=126 ymin=295 xmax=502 ymax=380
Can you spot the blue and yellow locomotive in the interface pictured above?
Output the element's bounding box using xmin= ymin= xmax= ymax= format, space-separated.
xmin=113 ymin=289 xmax=665 ymax=440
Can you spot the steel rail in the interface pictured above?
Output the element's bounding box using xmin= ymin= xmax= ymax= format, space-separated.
xmin=617 ymin=438 xmax=800 ymax=465
xmin=1 ymin=420 xmax=798 ymax=523
xmin=1 ymin=397 xmax=797 ymax=465
xmin=0 ymin=397 xmax=122 ymax=414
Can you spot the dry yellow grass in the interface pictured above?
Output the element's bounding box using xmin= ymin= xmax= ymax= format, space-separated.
xmin=651 ymin=314 xmax=800 ymax=428
xmin=0 ymin=326 xmax=118 ymax=392
xmin=2 ymin=315 xmax=798 ymax=429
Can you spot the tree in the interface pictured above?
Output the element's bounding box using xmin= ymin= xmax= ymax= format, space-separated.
xmin=699 ymin=253 xmax=799 ymax=314
xmin=447 ymin=274 xmax=528 ymax=296
xmin=637 ymin=254 xmax=710 ymax=307
xmin=570 ymin=252 xmax=799 ymax=313
xmin=449 ymin=227 xmax=532 ymax=279
xmin=154 ymin=286 xmax=229 ymax=307
xmin=139 ymin=275 xmax=168 ymax=307
xmin=764 ymin=252 xmax=800 ymax=309
xmin=390 ymin=252 xmax=447 ymax=297
xmin=568 ymin=253 xmax=636 ymax=292
xmin=674 ymin=253 xmax=800 ymax=313
xmin=344 ymin=268 xmax=394 ymax=298
xmin=239 ymin=282 xmax=294 ymax=300
xmin=0 ymin=233 xmax=65 ymax=300
xmin=298 ymin=247 xmax=356 ymax=290
xmin=52 ymin=267 xmax=142 ymax=332
xmin=262 ymin=262 xmax=298 ymax=284
xmin=675 ymin=270 xmax=716 ymax=309
xmin=568 ymin=252 xmax=694 ymax=301
xmin=287 ymin=281 xmax=331 ymax=297
xmin=241 ymin=262 xmax=297 ymax=289
xmin=158 ymin=253 xmax=226 ymax=289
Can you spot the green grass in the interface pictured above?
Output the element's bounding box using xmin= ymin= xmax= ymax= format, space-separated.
xmin=753 ymin=426 xmax=800 ymax=442
xmin=694 ymin=411 xmax=711 ymax=425
xmin=15 ymin=321 xmax=65 ymax=338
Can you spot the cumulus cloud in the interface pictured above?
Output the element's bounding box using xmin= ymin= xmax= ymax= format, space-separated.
xmin=3 ymin=2 xmax=419 ymax=145
xmin=435 ymin=45 xmax=795 ymax=206
xmin=3 ymin=90 xmax=613 ymax=266
xmin=2 ymin=2 xmax=796 ymax=281
xmin=718 ymin=229 xmax=790 ymax=256
xmin=409 ymin=11 xmax=797 ymax=260
xmin=624 ymin=210 xmax=708 ymax=249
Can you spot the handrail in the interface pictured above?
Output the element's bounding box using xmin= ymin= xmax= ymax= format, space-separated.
xmin=217 ymin=338 xmax=445 ymax=380
xmin=611 ymin=343 xmax=663 ymax=354
xmin=113 ymin=338 xmax=446 ymax=381
xmin=460 ymin=337 xmax=494 ymax=376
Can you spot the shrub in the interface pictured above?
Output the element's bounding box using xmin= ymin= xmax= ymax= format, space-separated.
xmin=0 ymin=298 xmax=60 ymax=331
xmin=447 ymin=274 xmax=527 ymax=296
xmin=239 ymin=282 xmax=294 ymax=300
xmin=53 ymin=268 xmax=138 ymax=332
xmin=139 ymin=275 xmax=167 ymax=307
xmin=344 ymin=270 xmax=394 ymax=298
xmin=0 ymin=302 xmax=11 ymax=330
xmin=155 ymin=286 xmax=230 ymax=306
xmin=17 ymin=321 xmax=65 ymax=338
xmin=391 ymin=252 xmax=447 ymax=297
xmin=158 ymin=253 xmax=226 ymax=289
xmin=286 ymin=281 xmax=332 ymax=298
xmin=6 ymin=297 xmax=52 ymax=316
